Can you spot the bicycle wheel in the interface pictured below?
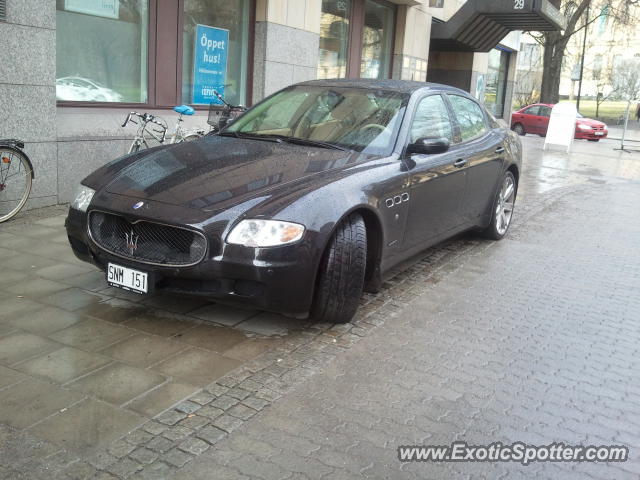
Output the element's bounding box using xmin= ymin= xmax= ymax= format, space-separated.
xmin=0 ymin=147 xmax=33 ymax=223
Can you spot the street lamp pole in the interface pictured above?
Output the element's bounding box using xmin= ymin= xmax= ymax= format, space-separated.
xmin=576 ymin=0 xmax=591 ymax=113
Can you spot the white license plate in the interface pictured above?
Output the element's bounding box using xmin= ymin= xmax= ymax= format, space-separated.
xmin=107 ymin=263 xmax=148 ymax=294
xmin=595 ymin=131 xmax=604 ymax=136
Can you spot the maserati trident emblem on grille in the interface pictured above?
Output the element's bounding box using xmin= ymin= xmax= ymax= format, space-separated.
xmin=125 ymin=230 xmax=139 ymax=255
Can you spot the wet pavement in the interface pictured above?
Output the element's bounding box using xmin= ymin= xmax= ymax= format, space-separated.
xmin=0 ymin=215 xmax=311 ymax=456
xmin=1 ymin=135 xmax=639 ymax=479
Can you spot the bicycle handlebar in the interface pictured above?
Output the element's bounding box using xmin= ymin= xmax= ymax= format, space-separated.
xmin=122 ymin=112 xmax=167 ymax=130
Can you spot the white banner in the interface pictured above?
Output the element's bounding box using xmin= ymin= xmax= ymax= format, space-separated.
xmin=64 ymin=0 xmax=119 ymax=19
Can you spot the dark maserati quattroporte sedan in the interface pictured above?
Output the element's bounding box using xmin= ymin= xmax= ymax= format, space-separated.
xmin=66 ymin=79 xmax=522 ymax=324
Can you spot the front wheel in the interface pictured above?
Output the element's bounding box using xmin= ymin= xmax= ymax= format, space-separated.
xmin=512 ymin=123 xmax=526 ymax=136
xmin=482 ymin=171 xmax=517 ymax=240
xmin=311 ymin=213 xmax=367 ymax=324
xmin=0 ymin=147 xmax=33 ymax=223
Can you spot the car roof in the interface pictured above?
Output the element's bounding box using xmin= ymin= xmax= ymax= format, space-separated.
xmin=294 ymin=78 xmax=468 ymax=95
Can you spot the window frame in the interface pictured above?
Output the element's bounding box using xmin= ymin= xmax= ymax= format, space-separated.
xmin=523 ymin=105 xmax=541 ymax=116
xmin=404 ymin=92 xmax=461 ymax=149
xmin=408 ymin=93 xmax=455 ymax=144
xmin=445 ymin=93 xmax=490 ymax=145
xmin=320 ymin=0 xmax=396 ymax=79
xmin=56 ymin=0 xmax=255 ymax=109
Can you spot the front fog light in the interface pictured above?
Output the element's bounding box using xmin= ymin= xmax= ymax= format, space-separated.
xmin=227 ymin=219 xmax=305 ymax=247
xmin=71 ymin=185 xmax=95 ymax=212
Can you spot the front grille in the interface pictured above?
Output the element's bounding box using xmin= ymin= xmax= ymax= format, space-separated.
xmin=88 ymin=211 xmax=207 ymax=266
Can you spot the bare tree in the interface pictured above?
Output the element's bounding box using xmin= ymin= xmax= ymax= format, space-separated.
xmin=529 ymin=0 xmax=640 ymax=104
xmin=613 ymin=58 xmax=640 ymax=101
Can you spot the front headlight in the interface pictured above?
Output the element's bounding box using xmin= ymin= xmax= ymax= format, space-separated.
xmin=577 ymin=124 xmax=593 ymax=131
xmin=227 ymin=219 xmax=305 ymax=247
xmin=71 ymin=185 xmax=95 ymax=212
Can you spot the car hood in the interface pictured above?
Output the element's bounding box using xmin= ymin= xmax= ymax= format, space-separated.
xmin=577 ymin=117 xmax=606 ymax=128
xmin=100 ymin=135 xmax=369 ymax=212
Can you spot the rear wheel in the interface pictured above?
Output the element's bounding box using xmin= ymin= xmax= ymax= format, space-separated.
xmin=311 ymin=213 xmax=367 ymax=324
xmin=588 ymin=139 xmax=599 ymax=142
xmin=513 ymin=123 xmax=525 ymax=136
xmin=482 ymin=171 xmax=517 ymax=240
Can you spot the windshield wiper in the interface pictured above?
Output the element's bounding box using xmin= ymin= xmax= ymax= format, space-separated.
xmin=260 ymin=135 xmax=351 ymax=152
xmin=218 ymin=131 xmax=283 ymax=143
xmin=281 ymin=136 xmax=352 ymax=152
xmin=220 ymin=132 xmax=351 ymax=152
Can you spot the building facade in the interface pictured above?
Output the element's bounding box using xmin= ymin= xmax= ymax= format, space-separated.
xmin=0 ymin=0 xmax=562 ymax=211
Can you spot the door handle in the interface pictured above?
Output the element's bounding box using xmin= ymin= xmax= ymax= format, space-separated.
xmin=495 ymin=147 xmax=505 ymax=154
xmin=453 ymin=158 xmax=468 ymax=168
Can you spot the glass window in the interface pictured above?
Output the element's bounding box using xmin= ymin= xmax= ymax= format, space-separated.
xmin=448 ymin=95 xmax=488 ymax=142
xmin=484 ymin=49 xmax=509 ymax=118
xmin=227 ymin=86 xmax=408 ymax=155
xmin=360 ymin=0 xmax=394 ymax=79
xmin=524 ymin=105 xmax=540 ymax=116
xmin=318 ymin=0 xmax=352 ymax=79
xmin=538 ymin=106 xmax=552 ymax=117
xmin=56 ymin=0 xmax=149 ymax=103
xmin=410 ymin=95 xmax=453 ymax=143
xmin=182 ymin=0 xmax=250 ymax=106
xmin=429 ymin=0 xmax=444 ymax=7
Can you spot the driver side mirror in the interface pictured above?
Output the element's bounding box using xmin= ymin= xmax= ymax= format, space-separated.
xmin=406 ymin=137 xmax=450 ymax=156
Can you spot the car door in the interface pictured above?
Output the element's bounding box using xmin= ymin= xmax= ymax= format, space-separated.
xmin=521 ymin=105 xmax=541 ymax=134
xmin=446 ymin=94 xmax=505 ymax=223
xmin=402 ymin=93 xmax=468 ymax=249
xmin=538 ymin=105 xmax=552 ymax=135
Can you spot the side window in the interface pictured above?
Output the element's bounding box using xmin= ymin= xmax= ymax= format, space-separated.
xmin=410 ymin=95 xmax=453 ymax=143
xmin=524 ymin=106 xmax=540 ymax=116
xmin=539 ymin=106 xmax=552 ymax=117
xmin=448 ymin=95 xmax=488 ymax=142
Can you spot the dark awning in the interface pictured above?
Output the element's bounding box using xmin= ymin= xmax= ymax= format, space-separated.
xmin=430 ymin=0 xmax=566 ymax=52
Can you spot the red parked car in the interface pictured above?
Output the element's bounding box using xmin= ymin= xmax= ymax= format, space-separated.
xmin=511 ymin=103 xmax=608 ymax=141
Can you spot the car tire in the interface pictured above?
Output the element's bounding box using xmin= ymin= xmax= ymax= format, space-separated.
xmin=482 ymin=171 xmax=517 ymax=241
xmin=311 ymin=213 xmax=367 ymax=324
xmin=588 ymin=139 xmax=599 ymax=142
xmin=513 ymin=123 xmax=525 ymax=136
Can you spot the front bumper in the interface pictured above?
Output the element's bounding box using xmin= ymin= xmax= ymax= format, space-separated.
xmin=65 ymin=207 xmax=320 ymax=318
xmin=575 ymin=129 xmax=608 ymax=140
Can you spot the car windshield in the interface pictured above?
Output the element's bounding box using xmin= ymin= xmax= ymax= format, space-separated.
xmin=224 ymin=85 xmax=409 ymax=155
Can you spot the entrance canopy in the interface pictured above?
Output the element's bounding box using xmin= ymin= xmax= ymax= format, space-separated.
xmin=430 ymin=0 xmax=566 ymax=52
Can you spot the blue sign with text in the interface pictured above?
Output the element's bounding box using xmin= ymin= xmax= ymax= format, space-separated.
xmin=192 ymin=24 xmax=229 ymax=105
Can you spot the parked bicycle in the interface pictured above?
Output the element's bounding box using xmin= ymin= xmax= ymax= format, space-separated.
xmin=122 ymin=105 xmax=205 ymax=154
xmin=122 ymin=112 xmax=168 ymax=154
xmin=0 ymin=139 xmax=34 ymax=223
xmin=208 ymin=90 xmax=247 ymax=133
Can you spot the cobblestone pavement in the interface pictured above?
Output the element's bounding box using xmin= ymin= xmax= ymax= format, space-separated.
xmin=0 ymin=136 xmax=639 ymax=479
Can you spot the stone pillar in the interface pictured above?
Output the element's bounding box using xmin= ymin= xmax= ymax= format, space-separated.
xmin=502 ymin=51 xmax=518 ymax=122
xmin=469 ymin=52 xmax=489 ymax=98
xmin=253 ymin=0 xmax=321 ymax=103
xmin=0 ymin=0 xmax=58 ymax=209
xmin=392 ymin=4 xmax=431 ymax=81
xmin=427 ymin=51 xmax=474 ymax=91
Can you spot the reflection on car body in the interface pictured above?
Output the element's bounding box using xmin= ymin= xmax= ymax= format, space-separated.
xmin=66 ymin=79 xmax=522 ymax=324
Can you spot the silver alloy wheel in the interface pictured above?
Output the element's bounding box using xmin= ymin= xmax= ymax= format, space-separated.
xmin=495 ymin=175 xmax=515 ymax=236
